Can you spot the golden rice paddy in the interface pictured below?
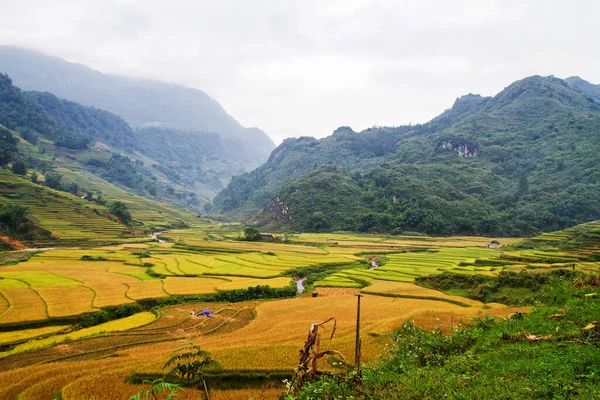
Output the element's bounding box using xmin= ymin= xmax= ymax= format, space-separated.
xmin=0 ymin=229 xmax=591 ymax=399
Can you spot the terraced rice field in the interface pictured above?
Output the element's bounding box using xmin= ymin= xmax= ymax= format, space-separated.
xmin=0 ymin=325 xmax=69 ymax=347
xmin=315 ymin=247 xmax=499 ymax=287
xmin=0 ymin=246 xmax=300 ymax=324
xmin=0 ymin=293 xmax=527 ymax=399
xmin=0 ymin=171 xmax=129 ymax=245
xmin=2 ymin=228 xmax=598 ymax=326
xmin=151 ymin=250 xmax=357 ymax=278
xmin=0 ymin=227 xmax=598 ymax=398
xmin=53 ymin=167 xmax=200 ymax=229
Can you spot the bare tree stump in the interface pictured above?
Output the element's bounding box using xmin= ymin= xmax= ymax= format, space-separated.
xmin=287 ymin=317 xmax=346 ymax=395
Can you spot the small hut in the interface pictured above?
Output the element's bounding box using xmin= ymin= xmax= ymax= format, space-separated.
xmin=487 ymin=240 xmax=501 ymax=249
xmin=260 ymin=233 xmax=275 ymax=242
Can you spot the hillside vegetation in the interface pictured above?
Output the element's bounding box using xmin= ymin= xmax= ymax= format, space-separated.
xmin=292 ymin=280 xmax=600 ymax=399
xmin=216 ymin=75 xmax=600 ymax=236
xmin=0 ymin=73 xmax=264 ymax=211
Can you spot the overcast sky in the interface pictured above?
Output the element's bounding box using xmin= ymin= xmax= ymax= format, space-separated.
xmin=0 ymin=0 xmax=598 ymax=144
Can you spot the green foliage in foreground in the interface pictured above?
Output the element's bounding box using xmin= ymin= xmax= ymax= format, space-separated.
xmin=291 ymin=280 xmax=600 ymax=399
xmin=128 ymin=378 xmax=185 ymax=400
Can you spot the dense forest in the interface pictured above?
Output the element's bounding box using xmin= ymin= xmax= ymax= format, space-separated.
xmin=27 ymin=91 xmax=138 ymax=150
xmin=134 ymin=127 xmax=249 ymax=190
xmin=0 ymin=74 xmax=90 ymax=149
xmin=218 ymin=75 xmax=600 ymax=236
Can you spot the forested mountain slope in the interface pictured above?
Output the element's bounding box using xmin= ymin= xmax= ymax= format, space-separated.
xmin=0 ymin=120 xmax=198 ymax=249
xmin=566 ymin=76 xmax=600 ymax=103
xmin=217 ymin=75 xmax=600 ymax=236
xmin=0 ymin=73 xmax=268 ymax=210
xmin=0 ymin=45 xmax=274 ymax=170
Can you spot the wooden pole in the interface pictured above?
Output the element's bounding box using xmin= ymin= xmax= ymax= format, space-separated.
xmin=354 ymin=294 xmax=363 ymax=370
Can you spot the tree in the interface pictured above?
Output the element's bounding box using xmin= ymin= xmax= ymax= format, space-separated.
xmin=0 ymin=203 xmax=29 ymax=235
xmin=109 ymin=201 xmax=133 ymax=225
xmin=243 ymin=226 xmax=261 ymax=241
xmin=164 ymin=341 xmax=221 ymax=398
xmin=518 ymin=174 xmax=529 ymax=195
xmin=11 ymin=160 xmax=27 ymax=175
xmin=30 ymin=172 xmax=39 ymax=184
xmin=44 ymin=172 xmax=63 ymax=190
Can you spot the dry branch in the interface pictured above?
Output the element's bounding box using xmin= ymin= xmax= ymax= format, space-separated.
xmin=287 ymin=317 xmax=346 ymax=395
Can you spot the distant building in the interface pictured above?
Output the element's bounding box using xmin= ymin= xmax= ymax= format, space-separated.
xmin=487 ymin=240 xmax=501 ymax=249
xmin=260 ymin=233 xmax=275 ymax=241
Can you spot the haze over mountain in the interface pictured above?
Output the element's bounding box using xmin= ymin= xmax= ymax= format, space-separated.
xmin=0 ymin=46 xmax=275 ymax=167
xmin=215 ymin=75 xmax=600 ymax=237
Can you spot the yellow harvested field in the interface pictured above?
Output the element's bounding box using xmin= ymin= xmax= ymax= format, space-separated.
xmin=90 ymin=282 xmax=133 ymax=308
xmin=18 ymin=370 xmax=95 ymax=400
xmin=0 ymin=287 xmax=47 ymax=324
xmin=216 ymin=276 xmax=291 ymax=291
xmin=0 ymin=312 xmax=157 ymax=358
xmin=61 ymin=366 xmax=141 ymax=400
xmin=163 ymin=276 xmax=234 ymax=295
xmin=0 ymin=364 xmax=79 ymax=400
xmin=16 ymin=360 xmax=133 ymax=400
xmin=162 ymin=276 xmax=291 ymax=295
xmin=0 ymin=325 xmax=68 ymax=346
xmin=36 ymin=285 xmax=95 ymax=317
xmin=0 ymin=292 xmax=8 ymax=315
xmin=204 ymin=295 xmax=469 ymax=346
xmin=361 ymin=280 xmax=484 ymax=306
xmin=125 ymin=280 xmax=167 ymax=300
xmin=0 ymin=292 xmax=524 ymax=399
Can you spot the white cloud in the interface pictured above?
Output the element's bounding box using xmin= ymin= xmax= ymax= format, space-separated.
xmin=0 ymin=0 xmax=598 ymax=144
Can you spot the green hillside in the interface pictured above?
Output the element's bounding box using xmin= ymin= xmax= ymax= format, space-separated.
xmin=215 ymin=75 xmax=600 ymax=236
xmin=0 ymin=163 xmax=202 ymax=247
xmin=0 ymin=73 xmax=255 ymax=211
xmin=514 ymin=219 xmax=600 ymax=256
xmin=0 ymin=170 xmax=129 ymax=246
xmin=0 ymin=119 xmax=200 ymax=247
xmin=14 ymin=137 xmax=199 ymax=230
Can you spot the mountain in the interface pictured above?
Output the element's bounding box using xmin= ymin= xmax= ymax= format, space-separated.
xmin=215 ymin=75 xmax=600 ymax=236
xmin=565 ymin=76 xmax=600 ymax=103
xmin=133 ymin=127 xmax=252 ymax=190
xmin=0 ymin=45 xmax=275 ymax=169
xmin=25 ymin=90 xmax=138 ymax=151
xmin=0 ymin=74 xmax=226 ymax=210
